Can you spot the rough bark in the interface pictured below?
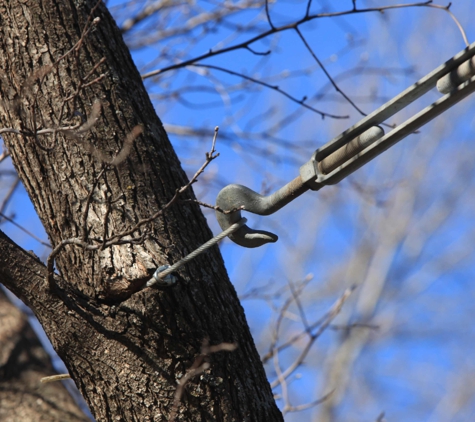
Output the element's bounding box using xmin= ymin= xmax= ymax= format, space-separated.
xmin=0 ymin=288 xmax=91 ymax=422
xmin=0 ymin=0 xmax=282 ymax=421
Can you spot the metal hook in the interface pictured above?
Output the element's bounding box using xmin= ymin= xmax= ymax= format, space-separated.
xmin=216 ymin=41 xmax=475 ymax=248
xmin=216 ymin=176 xmax=309 ymax=248
xmin=215 ymin=126 xmax=384 ymax=247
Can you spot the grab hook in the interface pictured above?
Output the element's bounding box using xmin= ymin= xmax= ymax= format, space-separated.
xmin=215 ymin=176 xmax=309 ymax=248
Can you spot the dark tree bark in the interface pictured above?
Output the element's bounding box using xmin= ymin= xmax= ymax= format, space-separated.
xmin=0 ymin=288 xmax=91 ymax=422
xmin=0 ymin=1 xmax=282 ymax=421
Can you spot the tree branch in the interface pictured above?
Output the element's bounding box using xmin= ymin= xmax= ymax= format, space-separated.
xmin=141 ymin=2 xmax=435 ymax=79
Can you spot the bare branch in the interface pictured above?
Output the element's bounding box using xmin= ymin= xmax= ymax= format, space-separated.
xmin=294 ymin=27 xmax=366 ymax=117
xmin=305 ymin=0 xmax=314 ymax=17
xmin=179 ymin=199 xmax=244 ymax=215
xmin=0 ymin=177 xmax=20 ymax=219
xmin=426 ymin=2 xmax=469 ymax=46
xmin=120 ymin=0 xmax=177 ymax=33
xmin=283 ymin=390 xmax=334 ymax=415
xmin=266 ymin=286 xmax=355 ymax=384
xmin=0 ymin=212 xmax=51 ymax=249
xmin=141 ymin=2 xmax=436 ymax=79
xmin=191 ymin=64 xmax=348 ymax=119
xmin=265 ymin=0 xmax=275 ymax=30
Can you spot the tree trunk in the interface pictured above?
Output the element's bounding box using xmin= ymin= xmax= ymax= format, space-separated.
xmin=0 ymin=288 xmax=91 ymax=422
xmin=0 ymin=1 xmax=282 ymax=420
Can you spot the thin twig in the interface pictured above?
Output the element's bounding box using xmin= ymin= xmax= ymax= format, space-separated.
xmin=426 ymin=3 xmax=469 ymax=46
xmin=305 ymin=0 xmax=314 ymax=17
xmin=103 ymin=127 xmax=220 ymax=245
xmin=40 ymin=374 xmax=71 ymax=383
xmin=46 ymin=127 xmax=221 ymax=288
xmin=265 ymin=276 xmax=313 ymax=365
xmin=179 ymin=199 xmax=244 ymax=215
xmin=192 ymin=64 xmax=348 ymax=119
xmin=265 ymin=0 xmax=275 ymax=30
xmin=0 ymin=177 xmax=20 ymax=219
xmin=295 ymin=26 xmax=366 ymax=117
xmin=0 ymin=148 xmax=10 ymax=163
xmin=0 ymin=212 xmax=51 ymax=248
xmin=283 ymin=390 xmax=334 ymax=415
xmin=270 ymin=286 xmax=355 ymax=388
xmin=287 ymin=278 xmax=310 ymax=331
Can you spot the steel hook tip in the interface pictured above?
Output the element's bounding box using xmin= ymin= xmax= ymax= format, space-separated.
xmin=215 ymin=177 xmax=309 ymax=248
